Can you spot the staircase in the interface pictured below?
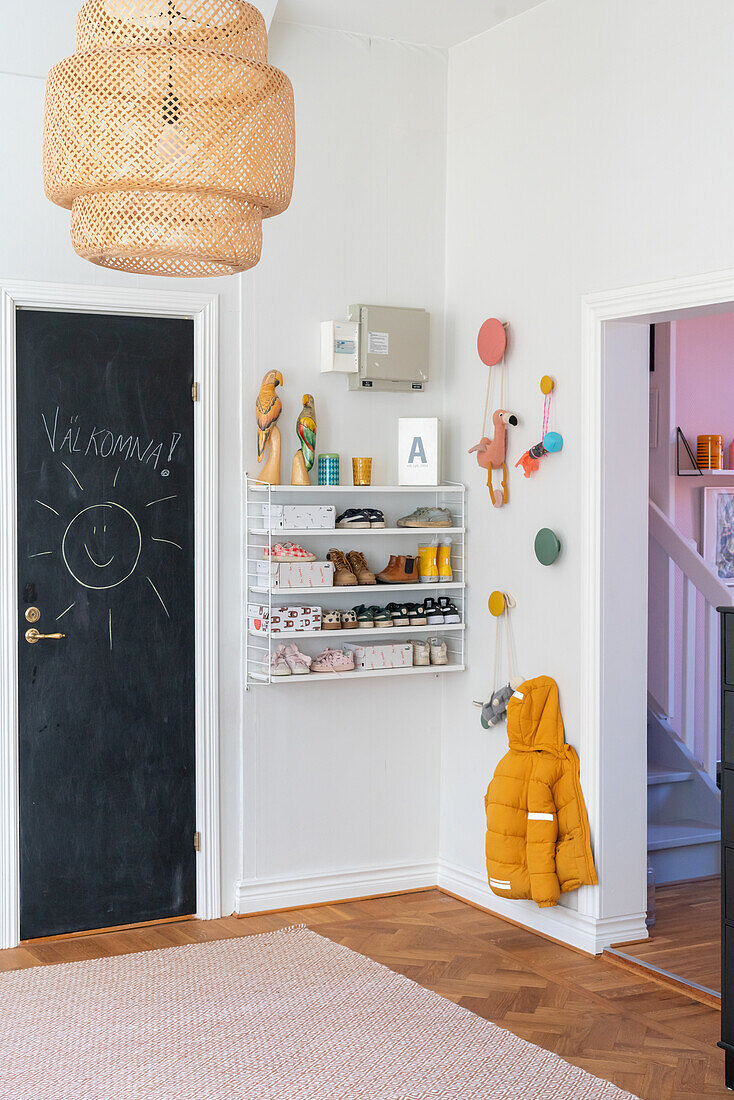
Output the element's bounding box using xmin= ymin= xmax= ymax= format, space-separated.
xmin=647 ymin=704 xmax=720 ymax=883
xmin=647 ymin=501 xmax=732 ymax=884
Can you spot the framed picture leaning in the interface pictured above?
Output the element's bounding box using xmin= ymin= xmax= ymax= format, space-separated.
xmin=703 ymin=485 xmax=734 ymax=586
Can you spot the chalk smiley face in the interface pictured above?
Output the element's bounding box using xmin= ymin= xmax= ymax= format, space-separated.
xmin=62 ymin=502 xmax=142 ymax=590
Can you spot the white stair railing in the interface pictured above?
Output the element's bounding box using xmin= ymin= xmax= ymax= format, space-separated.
xmin=649 ymin=499 xmax=733 ymax=781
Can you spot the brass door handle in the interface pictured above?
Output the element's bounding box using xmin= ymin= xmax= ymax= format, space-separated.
xmin=25 ymin=628 xmax=66 ymax=645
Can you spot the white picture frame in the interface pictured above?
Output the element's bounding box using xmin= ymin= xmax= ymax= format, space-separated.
xmin=398 ymin=417 xmax=441 ymax=485
xmin=702 ymin=485 xmax=734 ymax=586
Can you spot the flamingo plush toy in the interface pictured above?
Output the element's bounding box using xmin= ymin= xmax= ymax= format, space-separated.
xmin=469 ymin=409 xmax=518 ymax=508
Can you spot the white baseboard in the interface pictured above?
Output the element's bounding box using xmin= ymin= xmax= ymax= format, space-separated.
xmin=235 ymin=859 xmax=647 ymax=956
xmin=437 ymin=860 xmax=648 ymax=956
xmin=235 ymin=861 xmax=439 ymax=915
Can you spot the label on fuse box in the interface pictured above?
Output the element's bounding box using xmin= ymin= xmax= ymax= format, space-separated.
xmin=368 ymin=331 xmax=389 ymax=355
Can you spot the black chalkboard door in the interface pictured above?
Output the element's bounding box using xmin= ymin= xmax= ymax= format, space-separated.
xmin=16 ymin=310 xmax=196 ymax=939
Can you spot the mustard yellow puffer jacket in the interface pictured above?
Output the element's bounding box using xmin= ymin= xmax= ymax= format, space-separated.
xmin=484 ymin=676 xmax=597 ymax=908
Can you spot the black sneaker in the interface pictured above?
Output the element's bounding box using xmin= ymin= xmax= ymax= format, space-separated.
xmin=423 ymin=597 xmax=444 ymax=625
xmin=337 ymin=508 xmax=371 ymax=528
xmin=406 ymin=602 xmax=427 ymax=626
xmin=437 ymin=597 xmax=461 ymax=624
xmin=386 ymin=603 xmax=409 ymax=626
xmin=364 ymin=509 xmax=386 ymax=528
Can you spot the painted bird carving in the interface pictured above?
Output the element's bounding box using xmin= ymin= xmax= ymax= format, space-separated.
xmin=256 ymin=370 xmax=283 ymax=463
xmin=296 ymin=394 xmax=317 ymax=472
xmin=256 ymin=369 xmax=283 ymax=485
xmin=292 ymin=394 xmax=317 ymax=485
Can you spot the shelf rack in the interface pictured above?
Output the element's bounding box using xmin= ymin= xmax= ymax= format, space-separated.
xmin=245 ymin=477 xmax=466 ymax=686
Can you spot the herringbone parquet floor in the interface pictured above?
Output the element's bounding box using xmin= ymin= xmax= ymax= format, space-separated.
xmin=1 ymin=889 xmax=726 ymax=1099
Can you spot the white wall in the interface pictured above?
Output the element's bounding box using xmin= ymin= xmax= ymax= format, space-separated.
xmin=236 ymin=23 xmax=449 ymax=910
xmin=440 ymin=0 xmax=734 ymax=948
xmin=0 ymin=9 xmax=447 ymax=917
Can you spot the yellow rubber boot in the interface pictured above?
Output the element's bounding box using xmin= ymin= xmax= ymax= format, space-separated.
xmin=437 ymin=542 xmax=453 ymax=582
xmin=418 ymin=544 xmax=439 ymax=583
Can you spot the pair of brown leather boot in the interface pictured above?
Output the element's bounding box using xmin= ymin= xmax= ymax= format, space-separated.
xmin=328 ymin=549 xmax=376 ymax=586
xmin=376 ymin=555 xmax=418 ymax=584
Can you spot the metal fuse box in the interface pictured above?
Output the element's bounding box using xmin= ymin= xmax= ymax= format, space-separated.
xmin=347 ymin=304 xmax=429 ymax=392
xmin=320 ymin=320 xmax=360 ymax=374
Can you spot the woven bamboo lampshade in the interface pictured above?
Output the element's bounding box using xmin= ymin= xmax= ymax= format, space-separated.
xmin=43 ymin=1 xmax=295 ymax=277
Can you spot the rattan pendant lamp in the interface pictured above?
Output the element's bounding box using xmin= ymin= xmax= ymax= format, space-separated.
xmin=43 ymin=1 xmax=295 ymax=277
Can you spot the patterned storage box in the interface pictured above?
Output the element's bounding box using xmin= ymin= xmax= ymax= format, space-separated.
xmin=248 ymin=605 xmax=322 ymax=635
xmin=254 ymin=505 xmax=336 ymax=530
xmin=283 ymin=506 xmax=335 ymax=530
xmin=343 ymin=643 xmax=413 ymax=670
xmin=256 ymin=561 xmax=335 ymax=588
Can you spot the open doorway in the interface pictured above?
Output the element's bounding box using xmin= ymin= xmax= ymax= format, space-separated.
xmin=604 ymin=313 xmax=733 ymax=1002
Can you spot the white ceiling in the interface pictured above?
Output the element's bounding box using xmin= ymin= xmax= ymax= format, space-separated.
xmin=273 ymin=0 xmax=549 ymax=49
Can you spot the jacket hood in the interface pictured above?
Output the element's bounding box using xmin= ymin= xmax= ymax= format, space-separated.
xmin=506 ymin=676 xmax=565 ymax=754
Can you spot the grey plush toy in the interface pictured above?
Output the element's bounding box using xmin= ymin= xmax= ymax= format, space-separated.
xmin=475 ymin=677 xmax=524 ymax=729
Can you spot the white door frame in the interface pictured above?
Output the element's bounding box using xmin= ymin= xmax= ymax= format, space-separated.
xmin=579 ymin=268 xmax=734 ymax=949
xmin=0 ymin=280 xmax=221 ymax=947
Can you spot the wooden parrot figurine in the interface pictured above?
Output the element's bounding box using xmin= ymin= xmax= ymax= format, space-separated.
xmin=292 ymin=394 xmax=317 ymax=485
xmin=256 ymin=369 xmax=283 ymax=484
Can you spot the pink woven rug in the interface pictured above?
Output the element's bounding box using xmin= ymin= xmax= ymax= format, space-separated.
xmin=0 ymin=926 xmax=638 ymax=1099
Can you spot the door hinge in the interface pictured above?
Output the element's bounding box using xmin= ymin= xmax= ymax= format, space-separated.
xmin=191 ymin=382 xmax=200 ymax=402
xmin=194 ymin=831 xmax=201 ymax=852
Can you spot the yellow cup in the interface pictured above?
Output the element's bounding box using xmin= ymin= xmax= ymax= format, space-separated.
xmin=352 ymin=457 xmax=372 ymax=486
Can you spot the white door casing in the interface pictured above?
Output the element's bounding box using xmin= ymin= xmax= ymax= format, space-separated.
xmin=579 ymin=268 xmax=734 ymax=949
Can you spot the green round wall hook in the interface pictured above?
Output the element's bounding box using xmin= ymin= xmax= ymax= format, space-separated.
xmin=534 ymin=528 xmax=561 ymax=566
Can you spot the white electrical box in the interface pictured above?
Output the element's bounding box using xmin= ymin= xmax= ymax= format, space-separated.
xmin=347 ymin=304 xmax=429 ymax=392
xmin=320 ymin=320 xmax=360 ymax=374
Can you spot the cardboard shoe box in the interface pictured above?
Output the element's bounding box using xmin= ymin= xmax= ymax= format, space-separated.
xmin=344 ymin=642 xmax=414 ymax=671
xmin=248 ymin=605 xmax=322 ymax=634
xmin=257 ymin=560 xmax=335 ymax=589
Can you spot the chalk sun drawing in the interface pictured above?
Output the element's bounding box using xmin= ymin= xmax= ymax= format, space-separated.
xmin=62 ymin=503 xmax=142 ymax=591
xmin=33 ymin=447 xmax=182 ymax=640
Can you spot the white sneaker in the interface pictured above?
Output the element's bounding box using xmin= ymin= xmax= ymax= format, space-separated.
xmin=284 ymin=644 xmax=312 ymax=674
xmin=429 ymin=638 xmax=448 ymax=666
xmin=268 ymin=644 xmax=292 ymax=676
xmin=411 ymin=640 xmax=430 ymax=666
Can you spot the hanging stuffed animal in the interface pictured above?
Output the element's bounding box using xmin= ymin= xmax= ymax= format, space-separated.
xmin=468 ymin=319 xmax=518 ymax=507
xmin=515 ymin=376 xmax=563 ymax=478
xmin=469 ymin=410 xmax=518 ymax=508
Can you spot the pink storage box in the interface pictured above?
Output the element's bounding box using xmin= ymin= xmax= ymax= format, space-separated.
xmin=343 ymin=642 xmax=413 ymax=671
xmin=256 ymin=561 xmax=335 ymax=589
xmin=248 ymin=605 xmax=321 ymax=635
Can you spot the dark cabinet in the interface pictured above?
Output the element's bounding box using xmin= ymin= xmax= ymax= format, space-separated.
xmin=719 ymin=609 xmax=734 ymax=1086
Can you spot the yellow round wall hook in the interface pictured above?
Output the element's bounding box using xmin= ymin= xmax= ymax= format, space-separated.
xmin=488 ymin=590 xmax=507 ymax=617
xmin=540 ymin=375 xmax=555 ymax=395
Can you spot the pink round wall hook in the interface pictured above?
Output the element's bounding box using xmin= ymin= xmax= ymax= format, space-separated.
xmin=477 ymin=318 xmax=507 ymax=366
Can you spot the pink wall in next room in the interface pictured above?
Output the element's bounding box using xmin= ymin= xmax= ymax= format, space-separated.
xmin=675 ymin=312 xmax=734 ymax=546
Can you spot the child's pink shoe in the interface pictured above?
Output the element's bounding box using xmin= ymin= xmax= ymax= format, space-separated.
xmin=284 ymin=644 xmax=312 ymax=675
xmin=264 ymin=542 xmax=316 ymax=562
xmin=268 ymin=644 xmax=292 ymax=677
xmin=311 ymin=648 xmax=355 ymax=673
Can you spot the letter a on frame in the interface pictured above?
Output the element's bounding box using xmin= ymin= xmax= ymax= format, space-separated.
xmin=408 ymin=436 xmax=427 ymax=465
